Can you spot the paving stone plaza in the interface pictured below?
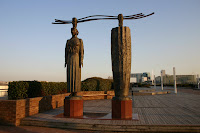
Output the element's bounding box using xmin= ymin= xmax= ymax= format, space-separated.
xmin=20 ymin=87 xmax=200 ymax=132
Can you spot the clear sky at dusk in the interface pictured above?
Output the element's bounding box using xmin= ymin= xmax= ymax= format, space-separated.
xmin=0 ymin=0 xmax=200 ymax=82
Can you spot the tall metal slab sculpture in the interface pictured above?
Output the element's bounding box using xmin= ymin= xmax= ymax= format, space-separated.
xmin=111 ymin=14 xmax=132 ymax=119
xmin=111 ymin=14 xmax=131 ymax=100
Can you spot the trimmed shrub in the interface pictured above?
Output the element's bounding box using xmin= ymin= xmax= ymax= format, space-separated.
xmin=27 ymin=81 xmax=42 ymax=98
xmin=81 ymin=77 xmax=113 ymax=91
xmin=161 ymin=84 xmax=195 ymax=88
xmin=40 ymin=82 xmax=67 ymax=96
xmin=8 ymin=77 xmax=113 ymax=100
xmin=8 ymin=81 xmax=67 ymax=100
xmin=177 ymin=84 xmax=195 ymax=88
xmin=130 ymin=83 xmax=151 ymax=88
xmin=8 ymin=81 xmax=29 ymax=100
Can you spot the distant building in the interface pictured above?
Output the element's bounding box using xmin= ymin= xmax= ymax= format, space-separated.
xmin=142 ymin=72 xmax=151 ymax=81
xmin=161 ymin=70 xmax=166 ymax=76
xmin=108 ymin=76 xmax=113 ymax=79
xmin=0 ymin=81 xmax=8 ymax=85
xmin=130 ymin=72 xmax=151 ymax=83
xmin=0 ymin=81 xmax=8 ymax=98
xmin=155 ymin=74 xmax=197 ymax=84
xmin=108 ymin=72 xmax=151 ymax=83
xmin=130 ymin=77 xmax=137 ymax=83
xmin=131 ymin=73 xmax=143 ymax=83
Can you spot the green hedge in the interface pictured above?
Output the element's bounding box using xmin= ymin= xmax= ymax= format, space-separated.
xmin=81 ymin=77 xmax=114 ymax=91
xmin=8 ymin=81 xmax=29 ymax=100
xmin=39 ymin=82 xmax=67 ymax=96
xmin=8 ymin=81 xmax=67 ymax=100
xmin=8 ymin=77 xmax=114 ymax=100
xmin=163 ymin=84 xmax=196 ymax=88
xmin=130 ymin=83 xmax=151 ymax=88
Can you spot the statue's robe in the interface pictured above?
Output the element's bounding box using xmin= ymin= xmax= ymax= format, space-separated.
xmin=65 ymin=37 xmax=84 ymax=93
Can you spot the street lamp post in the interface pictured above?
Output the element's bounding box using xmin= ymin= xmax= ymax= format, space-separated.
xmin=161 ymin=71 xmax=163 ymax=91
xmin=154 ymin=75 xmax=156 ymax=89
xmin=197 ymin=74 xmax=199 ymax=89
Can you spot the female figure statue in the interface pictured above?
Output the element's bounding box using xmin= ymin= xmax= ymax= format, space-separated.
xmin=65 ymin=18 xmax=84 ymax=96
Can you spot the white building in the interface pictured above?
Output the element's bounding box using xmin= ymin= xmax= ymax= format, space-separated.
xmin=108 ymin=76 xmax=113 ymax=79
xmin=0 ymin=81 xmax=8 ymax=99
xmin=130 ymin=72 xmax=151 ymax=83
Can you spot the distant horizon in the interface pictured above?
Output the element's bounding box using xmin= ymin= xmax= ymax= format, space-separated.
xmin=0 ymin=72 xmax=199 ymax=82
xmin=0 ymin=66 xmax=199 ymax=82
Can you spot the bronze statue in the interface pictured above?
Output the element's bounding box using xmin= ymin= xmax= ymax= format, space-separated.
xmin=65 ymin=18 xmax=84 ymax=96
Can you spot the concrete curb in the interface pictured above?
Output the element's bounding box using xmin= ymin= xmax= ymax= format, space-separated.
xmin=21 ymin=119 xmax=200 ymax=132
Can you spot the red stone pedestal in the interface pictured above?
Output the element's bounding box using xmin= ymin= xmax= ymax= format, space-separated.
xmin=112 ymin=99 xmax=132 ymax=119
xmin=64 ymin=96 xmax=83 ymax=118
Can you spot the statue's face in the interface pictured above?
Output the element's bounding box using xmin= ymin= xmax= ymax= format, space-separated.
xmin=71 ymin=28 xmax=79 ymax=36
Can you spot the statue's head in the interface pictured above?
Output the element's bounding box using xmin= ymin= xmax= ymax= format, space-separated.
xmin=71 ymin=17 xmax=79 ymax=37
xmin=71 ymin=28 xmax=79 ymax=37
xmin=72 ymin=17 xmax=77 ymax=28
xmin=118 ymin=14 xmax=123 ymax=27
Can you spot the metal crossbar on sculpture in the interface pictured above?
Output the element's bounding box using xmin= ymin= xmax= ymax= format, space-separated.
xmin=52 ymin=12 xmax=154 ymax=27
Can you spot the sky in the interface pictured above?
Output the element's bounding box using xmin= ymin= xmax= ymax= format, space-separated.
xmin=0 ymin=0 xmax=200 ymax=82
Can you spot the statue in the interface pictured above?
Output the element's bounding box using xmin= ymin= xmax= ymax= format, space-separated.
xmin=65 ymin=17 xmax=84 ymax=96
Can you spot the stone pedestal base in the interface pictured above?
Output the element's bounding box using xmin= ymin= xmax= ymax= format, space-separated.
xmin=64 ymin=96 xmax=83 ymax=118
xmin=112 ymin=99 xmax=132 ymax=119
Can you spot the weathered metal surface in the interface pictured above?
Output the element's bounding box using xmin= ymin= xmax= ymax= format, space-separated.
xmin=65 ymin=18 xmax=84 ymax=94
xmin=111 ymin=26 xmax=131 ymax=100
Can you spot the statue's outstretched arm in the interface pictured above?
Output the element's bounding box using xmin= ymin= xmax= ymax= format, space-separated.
xmin=80 ymin=39 xmax=84 ymax=67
